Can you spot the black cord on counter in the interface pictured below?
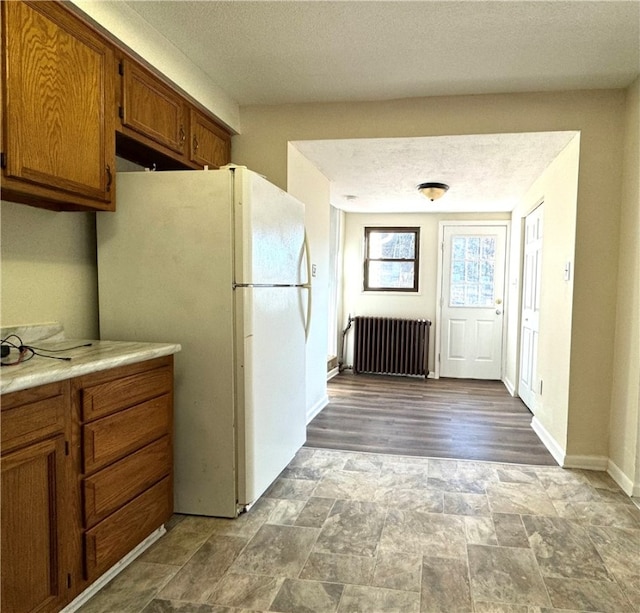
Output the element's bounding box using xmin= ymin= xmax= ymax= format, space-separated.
xmin=0 ymin=334 xmax=93 ymax=366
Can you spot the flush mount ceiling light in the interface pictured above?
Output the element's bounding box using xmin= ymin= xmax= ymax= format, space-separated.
xmin=417 ymin=182 xmax=449 ymax=201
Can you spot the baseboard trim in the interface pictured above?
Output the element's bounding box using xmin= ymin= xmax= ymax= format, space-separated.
xmin=563 ymin=454 xmax=609 ymax=471
xmin=61 ymin=525 xmax=166 ymax=612
xmin=306 ymin=394 xmax=329 ymax=424
xmin=327 ymin=367 xmax=340 ymax=381
xmin=530 ymin=417 xmax=565 ymax=466
xmin=503 ymin=376 xmax=516 ymax=397
xmin=527 ymin=426 xmax=637 ymax=497
xmin=606 ymin=458 xmax=636 ymax=496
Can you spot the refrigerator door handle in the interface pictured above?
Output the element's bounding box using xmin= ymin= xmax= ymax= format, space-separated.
xmin=303 ymin=233 xmax=312 ymax=341
xmin=303 ymin=232 xmax=312 ymax=286
xmin=304 ymin=284 xmax=312 ymax=341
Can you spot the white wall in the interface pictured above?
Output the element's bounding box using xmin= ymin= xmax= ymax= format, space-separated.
xmin=506 ymin=135 xmax=580 ymax=462
xmin=287 ymin=145 xmax=331 ymax=421
xmin=342 ymin=212 xmax=510 ymax=372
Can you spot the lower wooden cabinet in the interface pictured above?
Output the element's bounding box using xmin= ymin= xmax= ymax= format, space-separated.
xmin=1 ymin=380 xmax=71 ymax=613
xmin=1 ymin=436 xmax=68 ymax=613
xmin=73 ymin=356 xmax=174 ymax=585
xmin=0 ymin=356 xmax=174 ymax=612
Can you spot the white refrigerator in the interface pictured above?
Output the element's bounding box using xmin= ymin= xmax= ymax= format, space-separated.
xmin=96 ymin=166 xmax=309 ymax=518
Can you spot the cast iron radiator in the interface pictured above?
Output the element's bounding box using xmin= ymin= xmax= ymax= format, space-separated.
xmin=353 ymin=316 xmax=431 ymax=377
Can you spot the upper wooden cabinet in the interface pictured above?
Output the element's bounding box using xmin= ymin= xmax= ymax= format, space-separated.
xmin=189 ymin=109 xmax=231 ymax=169
xmin=119 ymin=59 xmax=187 ymax=156
xmin=117 ymin=60 xmax=232 ymax=171
xmin=1 ymin=0 xmax=116 ymax=211
xmin=1 ymin=0 xmax=232 ymax=211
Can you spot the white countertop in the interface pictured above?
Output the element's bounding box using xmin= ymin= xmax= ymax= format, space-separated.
xmin=1 ymin=339 xmax=182 ymax=394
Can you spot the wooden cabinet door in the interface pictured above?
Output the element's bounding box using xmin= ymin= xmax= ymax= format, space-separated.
xmin=2 ymin=1 xmax=115 ymax=210
xmin=120 ymin=59 xmax=187 ymax=155
xmin=189 ymin=109 xmax=231 ymax=168
xmin=1 ymin=436 xmax=67 ymax=613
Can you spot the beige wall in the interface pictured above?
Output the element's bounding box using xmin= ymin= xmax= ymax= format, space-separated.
xmin=342 ymin=212 xmax=509 ymax=372
xmin=233 ymin=88 xmax=627 ymax=465
xmin=287 ymin=145 xmax=332 ymax=420
xmin=0 ymin=202 xmax=98 ymax=338
xmin=506 ymin=135 xmax=580 ymax=458
xmin=609 ymin=76 xmax=640 ymax=494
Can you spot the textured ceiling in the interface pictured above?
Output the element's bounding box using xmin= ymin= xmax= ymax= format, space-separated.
xmin=121 ymin=1 xmax=639 ymax=105
xmin=293 ymin=132 xmax=578 ymax=213
xmin=118 ymin=1 xmax=636 ymax=212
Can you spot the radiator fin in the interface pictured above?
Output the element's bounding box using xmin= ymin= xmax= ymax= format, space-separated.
xmin=353 ymin=316 xmax=431 ymax=378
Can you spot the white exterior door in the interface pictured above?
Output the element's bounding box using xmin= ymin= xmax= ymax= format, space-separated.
xmin=440 ymin=225 xmax=507 ymax=379
xmin=519 ymin=204 xmax=543 ymax=412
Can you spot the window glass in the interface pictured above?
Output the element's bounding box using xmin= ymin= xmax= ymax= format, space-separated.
xmin=364 ymin=227 xmax=420 ymax=292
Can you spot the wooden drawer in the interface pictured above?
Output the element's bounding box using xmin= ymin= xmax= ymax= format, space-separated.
xmin=83 ymin=436 xmax=171 ymax=528
xmin=82 ymin=366 xmax=172 ymax=421
xmin=83 ymin=394 xmax=170 ymax=474
xmin=1 ymin=380 xmax=68 ymax=453
xmin=84 ymin=476 xmax=172 ymax=580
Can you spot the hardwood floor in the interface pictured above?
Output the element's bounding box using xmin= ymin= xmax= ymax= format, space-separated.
xmin=306 ymin=373 xmax=558 ymax=465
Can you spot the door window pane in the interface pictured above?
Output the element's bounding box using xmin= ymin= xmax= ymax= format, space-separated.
xmin=449 ymin=235 xmax=497 ymax=307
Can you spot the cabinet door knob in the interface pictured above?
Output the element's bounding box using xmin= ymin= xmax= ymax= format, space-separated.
xmin=193 ymin=136 xmax=199 ymax=153
xmin=179 ymin=125 xmax=186 ymax=143
xmin=106 ymin=164 xmax=113 ymax=192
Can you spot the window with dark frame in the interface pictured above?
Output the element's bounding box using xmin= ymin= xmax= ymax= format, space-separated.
xmin=363 ymin=227 xmax=420 ymax=292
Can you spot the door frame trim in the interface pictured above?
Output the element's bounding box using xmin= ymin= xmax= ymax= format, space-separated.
xmin=434 ymin=220 xmax=511 ymax=379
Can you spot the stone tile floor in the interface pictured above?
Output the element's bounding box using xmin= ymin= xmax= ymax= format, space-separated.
xmin=78 ymin=448 xmax=640 ymax=613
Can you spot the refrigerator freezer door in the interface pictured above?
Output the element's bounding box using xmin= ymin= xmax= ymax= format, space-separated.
xmin=235 ymin=285 xmax=307 ymax=507
xmin=234 ymin=168 xmax=306 ymax=286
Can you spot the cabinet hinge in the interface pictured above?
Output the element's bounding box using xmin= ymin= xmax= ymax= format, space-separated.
xmin=65 ymin=441 xmax=70 ymax=456
xmin=118 ymin=61 xmax=124 ymax=76
xmin=0 ymin=152 xmax=6 ymax=168
xmin=118 ymin=106 xmax=124 ymax=119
